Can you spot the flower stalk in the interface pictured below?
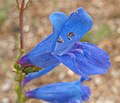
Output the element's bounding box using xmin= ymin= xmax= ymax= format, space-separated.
xmin=19 ymin=0 xmax=25 ymax=56
xmin=14 ymin=0 xmax=30 ymax=103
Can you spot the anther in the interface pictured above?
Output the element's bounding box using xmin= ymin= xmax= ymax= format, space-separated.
xmin=57 ymin=37 xmax=64 ymax=43
xmin=67 ymin=32 xmax=75 ymax=40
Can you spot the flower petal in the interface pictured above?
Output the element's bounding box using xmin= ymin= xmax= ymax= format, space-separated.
xmin=81 ymin=84 xmax=91 ymax=101
xmin=71 ymin=42 xmax=111 ymax=75
xmin=54 ymin=42 xmax=111 ymax=77
xmin=49 ymin=12 xmax=68 ymax=51
xmin=50 ymin=12 xmax=67 ymax=34
xmin=22 ymin=63 xmax=59 ymax=86
xmin=54 ymin=7 xmax=93 ymax=54
xmin=60 ymin=7 xmax=93 ymax=41
xmin=18 ymin=35 xmax=58 ymax=67
xmin=54 ymin=52 xmax=89 ymax=79
xmin=26 ymin=80 xmax=90 ymax=103
xmin=18 ymin=47 xmax=59 ymax=68
xmin=18 ymin=12 xmax=67 ymax=67
xmin=29 ymin=52 xmax=60 ymax=68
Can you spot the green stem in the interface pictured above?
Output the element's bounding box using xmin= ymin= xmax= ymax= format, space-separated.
xmin=18 ymin=70 xmax=22 ymax=103
xmin=18 ymin=0 xmax=25 ymax=102
xmin=15 ymin=0 xmax=25 ymax=103
xmin=15 ymin=0 xmax=31 ymax=102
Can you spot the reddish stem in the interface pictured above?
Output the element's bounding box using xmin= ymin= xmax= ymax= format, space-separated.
xmin=19 ymin=0 xmax=25 ymax=57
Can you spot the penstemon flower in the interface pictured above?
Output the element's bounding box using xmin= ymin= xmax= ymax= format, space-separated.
xmin=18 ymin=7 xmax=111 ymax=86
xmin=15 ymin=6 xmax=112 ymax=103
xmin=26 ymin=79 xmax=90 ymax=103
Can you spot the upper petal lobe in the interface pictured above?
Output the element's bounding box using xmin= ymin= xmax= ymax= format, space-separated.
xmin=54 ymin=7 xmax=93 ymax=54
xmin=60 ymin=7 xmax=93 ymax=41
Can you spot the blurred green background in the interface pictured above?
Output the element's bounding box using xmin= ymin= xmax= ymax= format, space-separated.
xmin=0 ymin=0 xmax=120 ymax=103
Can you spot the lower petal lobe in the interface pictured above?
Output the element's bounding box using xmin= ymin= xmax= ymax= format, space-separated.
xmin=55 ymin=42 xmax=111 ymax=78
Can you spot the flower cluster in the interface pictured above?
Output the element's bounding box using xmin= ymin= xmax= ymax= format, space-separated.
xmin=18 ymin=7 xmax=111 ymax=103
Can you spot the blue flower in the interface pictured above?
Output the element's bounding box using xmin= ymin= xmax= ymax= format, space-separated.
xmin=26 ymin=80 xmax=91 ymax=103
xmin=18 ymin=7 xmax=111 ymax=85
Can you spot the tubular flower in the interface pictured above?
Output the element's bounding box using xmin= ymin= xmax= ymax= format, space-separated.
xmin=18 ymin=7 xmax=111 ymax=85
xmin=26 ymin=80 xmax=91 ymax=103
